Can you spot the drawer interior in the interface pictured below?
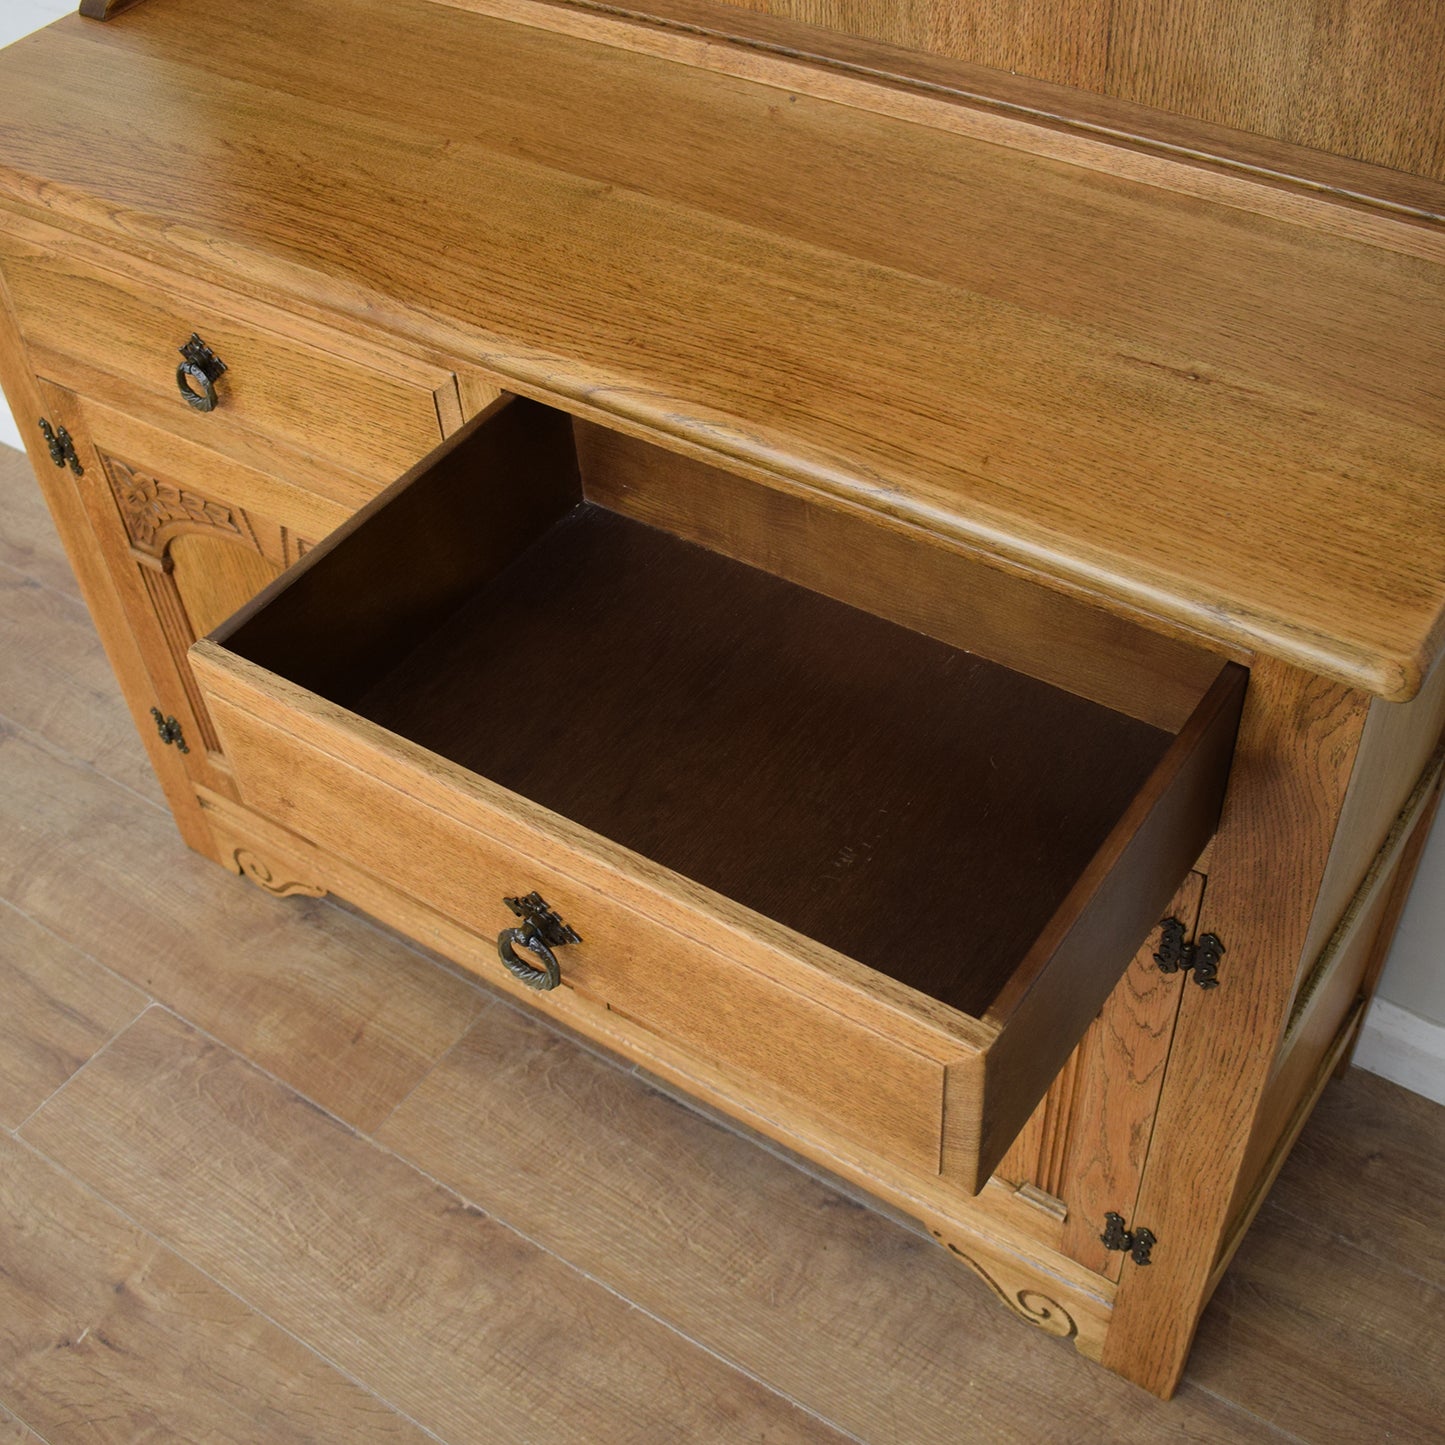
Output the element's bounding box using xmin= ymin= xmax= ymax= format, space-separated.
xmin=222 ymin=397 xmax=1232 ymax=1022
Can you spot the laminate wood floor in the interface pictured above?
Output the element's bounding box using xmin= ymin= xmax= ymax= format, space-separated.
xmin=0 ymin=442 xmax=1441 ymax=1444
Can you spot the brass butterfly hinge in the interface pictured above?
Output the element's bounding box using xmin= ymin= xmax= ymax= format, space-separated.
xmin=1101 ymin=1212 xmax=1157 ymax=1266
xmin=1155 ymin=917 xmax=1224 ymax=989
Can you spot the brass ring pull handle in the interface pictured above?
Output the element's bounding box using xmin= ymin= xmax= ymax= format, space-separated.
xmin=497 ymin=891 xmax=581 ymax=992
xmin=176 ymin=333 xmax=228 ymax=412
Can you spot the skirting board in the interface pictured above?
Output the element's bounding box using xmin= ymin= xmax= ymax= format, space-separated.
xmin=1354 ymin=998 xmax=1445 ymax=1106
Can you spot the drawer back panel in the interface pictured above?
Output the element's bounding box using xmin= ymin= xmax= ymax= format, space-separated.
xmin=575 ymin=420 xmax=1225 ymax=731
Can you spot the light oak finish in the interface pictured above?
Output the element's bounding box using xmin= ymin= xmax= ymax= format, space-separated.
xmin=997 ymin=873 xmax=1204 ymax=1281
xmin=698 ymin=0 xmax=1445 ymax=182
xmin=0 ymin=263 xmax=217 ymax=854
xmin=1 ymin=0 xmax=1443 ymax=695
xmin=0 ymin=487 xmax=1440 ymax=1438
xmin=1104 ymin=661 xmax=1372 ymax=1394
xmin=191 ymin=777 xmax=1122 ymax=1362
xmin=438 ymin=0 xmax=1445 ymax=256
xmin=3 ymin=241 xmax=460 ymax=483
xmin=0 ymin=0 xmax=1441 ymax=1406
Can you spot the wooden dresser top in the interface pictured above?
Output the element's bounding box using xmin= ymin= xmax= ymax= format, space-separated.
xmin=1 ymin=0 xmax=1442 ymax=698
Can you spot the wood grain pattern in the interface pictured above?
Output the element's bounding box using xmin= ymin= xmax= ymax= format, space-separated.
xmin=724 ymin=0 xmax=1111 ymax=88
xmin=376 ymin=999 xmax=1281 ymax=1444
xmin=0 ymin=1126 xmax=431 ymax=1443
xmin=0 ymin=723 xmax=487 ymax=1133
xmin=0 ymin=556 xmax=166 ymax=806
xmin=1299 ymin=652 xmax=1445 ymax=981
xmin=43 ymin=385 xmax=265 ymax=798
xmin=354 ymin=503 xmax=1173 ymax=1015
xmin=0 ymin=0 xmax=1440 ymax=696
xmin=0 ymin=271 xmax=216 ymax=853
xmin=0 ymin=1405 xmax=44 ymax=1444
xmin=20 ymin=1008 xmax=852 ymax=1445
xmin=1270 ymin=1068 xmax=1445 ymax=1293
xmin=1234 ymin=757 xmax=1445 ymax=1220
xmin=441 ymin=0 xmax=1445 ymax=236
xmin=700 ymin=0 xmax=1445 ymax=181
xmin=202 ymin=692 xmax=956 ymax=1178
xmin=188 ymin=783 xmax=1119 ymax=1315
xmin=1190 ymin=1199 xmax=1445 ymax=1444
xmin=2 ymin=243 xmax=457 ymax=482
xmin=0 ymin=511 xmax=1433 ymax=1432
xmin=1104 ymin=660 xmax=1371 ymax=1395
xmin=0 ymin=442 xmax=82 ymax=599
xmin=973 ymin=667 xmax=1243 ymax=1185
xmin=195 ymin=398 xmax=1242 ymax=1188
xmin=1108 ymin=0 xmax=1445 ymax=183
xmin=1055 ymin=876 xmax=1202 ymax=1279
xmin=0 ymin=900 xmax=145 ymax=1129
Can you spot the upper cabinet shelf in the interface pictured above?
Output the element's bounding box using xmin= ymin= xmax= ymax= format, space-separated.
xmin=1 ymin=0 xmax=1441 ymax=698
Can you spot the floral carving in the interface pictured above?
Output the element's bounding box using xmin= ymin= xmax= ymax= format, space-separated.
xmin=104 ymin=456 xmax=253 ymax=557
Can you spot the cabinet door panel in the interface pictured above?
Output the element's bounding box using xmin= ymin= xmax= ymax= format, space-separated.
xmin=36 ymin=382 xmax=348 ymax=822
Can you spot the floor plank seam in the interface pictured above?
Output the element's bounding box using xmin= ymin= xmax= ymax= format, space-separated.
xmin=8 ymin=996 xmax=156 ymax=1139
xmin=0 ymin=553 xmax=95 ymax=619
xmin=1182 ymin=1380 xmax=1318 ymax=1445
xmin=0 ymin=1393 xmax=56 ymax=1445
xmin=122 ymin=1002 xmax=873 ymax=1445
xmin=366 ymin=1013 xmax=487 ymax=1141
xmin=4 ymin=1127 xmax=453 ymax=1445
xmin=1257 ymin=1194 xmax=1445 ymax=1297
xmin=364 ymin=1107 xmax=874 ymax=1445
xmin=0 ymin=707 xmax=170 ymax=820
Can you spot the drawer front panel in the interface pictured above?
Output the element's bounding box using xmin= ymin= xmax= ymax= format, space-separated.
xmin=3 ymin=246 xmax=457 ymax=480
xmin=206 ymin=691 xmax=951 ymax=1177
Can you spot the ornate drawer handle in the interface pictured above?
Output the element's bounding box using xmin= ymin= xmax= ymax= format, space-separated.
xmin=497 ymin=891 xmax=580 ymax=991
xmin=176 ymin=333 xmax=228 ymax=412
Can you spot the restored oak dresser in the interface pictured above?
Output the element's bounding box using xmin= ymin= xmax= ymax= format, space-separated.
xmin=1 ymin=0 xmax=1441 ymax=1399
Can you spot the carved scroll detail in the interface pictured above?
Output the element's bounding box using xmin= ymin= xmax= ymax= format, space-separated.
xmin=232 ymin=848 xmax=326 ymax=899
xmin=932 ymin=1231 xmax=1079 ymax=1341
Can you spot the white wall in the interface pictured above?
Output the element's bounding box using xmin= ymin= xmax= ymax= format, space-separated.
xmin=1 ymin=3 xmax=1441 ymax=1100
xmin=1 ymin=0 xmax=71 ymax=453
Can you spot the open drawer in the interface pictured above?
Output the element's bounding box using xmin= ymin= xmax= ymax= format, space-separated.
xmin=191 ymin=396 xmax=1246 ymax=1192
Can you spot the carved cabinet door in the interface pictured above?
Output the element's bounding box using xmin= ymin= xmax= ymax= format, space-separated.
xmin=34 ymin=381 xmax=352 ymax=838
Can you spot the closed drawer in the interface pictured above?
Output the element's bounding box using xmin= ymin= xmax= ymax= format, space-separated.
xmin=191 ymin=397 xmax=1246 ymax=1192
xmin=2 ymin=245 xmax=459 ymax=481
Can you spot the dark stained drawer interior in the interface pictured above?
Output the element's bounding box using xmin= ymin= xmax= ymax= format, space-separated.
xmin=353 ymin=503 xmax=1173 ymax=1018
